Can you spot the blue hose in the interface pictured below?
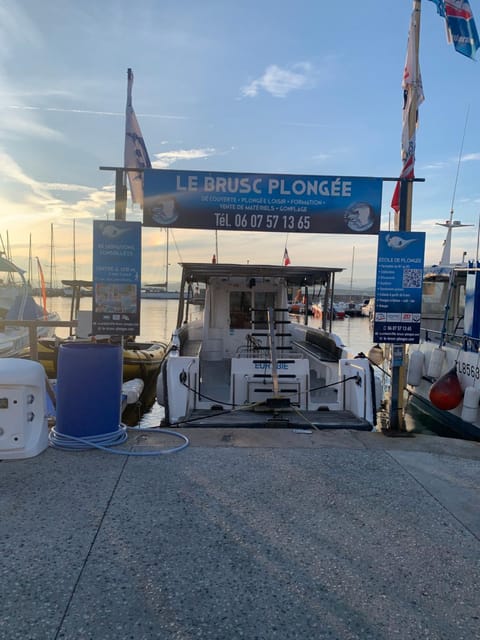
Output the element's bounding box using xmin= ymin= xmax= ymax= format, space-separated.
xmin=48 ymin=425 xmax=189 ymax=455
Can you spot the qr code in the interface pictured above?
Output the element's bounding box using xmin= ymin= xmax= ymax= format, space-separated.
xmin=402 ymin=268 xmax=422 ymax=288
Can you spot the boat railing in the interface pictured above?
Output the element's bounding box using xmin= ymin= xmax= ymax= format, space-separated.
xmin=420 ymin=326 xmax=464 ymax=346
xmin=1 ymin=318 xmax=77 ymax=361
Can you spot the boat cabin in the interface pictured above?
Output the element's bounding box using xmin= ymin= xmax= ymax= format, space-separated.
xmin=158 ymin=263 xmax=380 ymax=427
xmin=421 ymin=265 xmax=466 ymax=344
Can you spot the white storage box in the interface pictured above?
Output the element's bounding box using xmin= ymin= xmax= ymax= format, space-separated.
xmin=0 ymin=359 xmax=48 ymax=460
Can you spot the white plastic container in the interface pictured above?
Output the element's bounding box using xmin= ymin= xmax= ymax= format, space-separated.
xmin=0 ymin=359 xmax=48 ymax=460
xmin=461 ymin=386 xmax=480 ymax=423
xmin=407 ymin=350 xmax=425 ymax=387
xmin=427 ymin=347 xmax=445 ymax=379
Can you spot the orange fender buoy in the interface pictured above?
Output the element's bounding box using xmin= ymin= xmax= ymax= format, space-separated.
xmin=429 ymin=366 xmax=464 ymax=411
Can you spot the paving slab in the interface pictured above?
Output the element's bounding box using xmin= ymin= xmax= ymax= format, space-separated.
xmin=1 ymin=430 xmax=479 ymax=640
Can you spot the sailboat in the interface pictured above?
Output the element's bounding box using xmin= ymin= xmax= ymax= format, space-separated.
xmin=0 ymin=254 xmax=60 ymax=358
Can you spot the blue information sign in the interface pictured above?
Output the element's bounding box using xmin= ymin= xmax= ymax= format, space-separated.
xmin=143 ymin=169 xmax=382 ymax=235
xmin=92 ymin=221 xmax=141 ymax=336
xmin=373 ymin=231 xmax=426 ymax=344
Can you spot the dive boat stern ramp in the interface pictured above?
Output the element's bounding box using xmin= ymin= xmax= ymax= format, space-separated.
xmin=157 ymin=263 xmax=382 ymax=429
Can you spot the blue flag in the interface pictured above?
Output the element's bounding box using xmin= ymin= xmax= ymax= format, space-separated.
xmin=429 ymin=0 xmax=480 ymax=59
xmin=429 ymin=0 xmax=446 ymax=16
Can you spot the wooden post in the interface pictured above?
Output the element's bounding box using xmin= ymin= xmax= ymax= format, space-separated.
xmin=114 ymin=168 xmax=127 ymax=221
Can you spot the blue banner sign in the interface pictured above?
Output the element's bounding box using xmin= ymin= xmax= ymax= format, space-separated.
xmin=143 ymin=169 xmax=382 ymax=235
xmin=92 ymin=221 xmax=142 ymax=336
xmin=373 ymin=231 xmax=426 ymax=344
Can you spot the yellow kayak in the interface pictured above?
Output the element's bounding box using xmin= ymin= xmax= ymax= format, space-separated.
xmin=37 ymin=338 xmax=167 ymax=381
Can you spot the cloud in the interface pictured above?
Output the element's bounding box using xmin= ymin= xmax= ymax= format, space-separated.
xmin=0 ymin=150 xmax=113 ymax=223
xmin=241 ymin=62 xmax=315 ymax=98
xmin=152 ymin=147 xmax=217 ymax=168
xmin=461 ymin=152 xmax=480 ymax=162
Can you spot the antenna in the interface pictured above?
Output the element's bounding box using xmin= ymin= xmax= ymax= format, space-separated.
xmin=436 ymin=106 xmax=473 ymax=265
xmin=449 ymin=105 xmax=470 ymax=222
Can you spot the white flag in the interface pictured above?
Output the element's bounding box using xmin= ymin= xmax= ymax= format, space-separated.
xmin=401 ymin=11 xmax=424 ymax=159
xmin=124 ymin=68 xmax=151 ymax=206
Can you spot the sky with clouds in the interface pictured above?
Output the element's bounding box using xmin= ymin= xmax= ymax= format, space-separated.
xmin=2 ymin=0 xmax=480 ymax=288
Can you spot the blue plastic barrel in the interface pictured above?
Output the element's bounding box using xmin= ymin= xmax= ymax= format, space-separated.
xmin=55 ymin=343 xmax=123 ymax=437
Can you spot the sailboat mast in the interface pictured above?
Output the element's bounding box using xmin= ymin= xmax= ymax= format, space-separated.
xmin=49 ymin=223 xmax=54 ymax=290
xmin=349 ymin=246 xmax=355 ymax=297
xmin=28 ymin=234 xmax=32 ymax=286
xmin=165 ymin=228 xmax=169 ymax=291
xmin=73 ymin=219 xmax=77 ymax=280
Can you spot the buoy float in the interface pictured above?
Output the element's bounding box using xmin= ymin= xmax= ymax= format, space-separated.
xmin=461 ymin=386 xmax=480 ymax=423
xmin=367 ymin=344 xmax=385 ymax=366
xmin=407 ymin=350 xmax=424 ymax=387
xmin=427 ymin=347 xmax=445 ymax=379
xmin=429 ymin=366 xmax=463 ymax=410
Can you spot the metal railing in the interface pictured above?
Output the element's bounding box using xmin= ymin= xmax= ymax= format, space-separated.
xmin=1 ymin=319 xmax=78 ymax=361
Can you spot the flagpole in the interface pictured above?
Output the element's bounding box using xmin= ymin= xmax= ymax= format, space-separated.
xmin=400 ymin=0 xmax=421 ymax=234
xmin=388 ymin=0 xmax=422 ymax=434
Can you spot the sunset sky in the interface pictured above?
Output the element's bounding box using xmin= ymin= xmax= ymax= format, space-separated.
xmin=2 ymin=0 xmax=480 ymax=288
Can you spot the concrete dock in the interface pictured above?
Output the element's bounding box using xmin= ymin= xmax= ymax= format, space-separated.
xmin=1 ymin=428 xmax=479 ymax=640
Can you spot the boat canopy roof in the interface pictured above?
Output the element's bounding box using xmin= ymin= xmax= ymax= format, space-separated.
xmin=179 ymin=263 xmax=344 ymax=288
xmin=0 ymin=255 xmax=25 ymax=274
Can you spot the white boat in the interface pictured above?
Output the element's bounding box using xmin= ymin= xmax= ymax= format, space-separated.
xmin=140 ymin=285 xmax=180 ymax=300
xmin=0 ymin=255 xmax=60 ymax=358
xmin=156 ymin=263 xmax=383 ymax=429
xmin=405 ymin=218 xmax=480 ymax=440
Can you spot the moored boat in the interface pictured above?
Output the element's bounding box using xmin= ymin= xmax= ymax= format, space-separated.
xmin=156 ymin=263 xmax=383 ymax=429
xmin=37 ymin=280 xmax=168 ymax=422
xmin=0 ymin=255 xmax=60 ymax=358
xmin=405 ymin=218 xmax=480 ymax=440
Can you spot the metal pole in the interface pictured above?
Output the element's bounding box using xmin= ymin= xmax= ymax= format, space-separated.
xmin=387 ymin=0 xmax=421 ymax=434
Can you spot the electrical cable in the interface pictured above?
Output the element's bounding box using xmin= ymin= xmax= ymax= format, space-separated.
xmin=48 ymin=424 xmax=189 ymax=455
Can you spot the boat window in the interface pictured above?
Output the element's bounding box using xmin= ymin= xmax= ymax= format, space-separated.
xmin=456 ymin=283 xmax=465 ymax=319
xmin=252 ymin=292 xmax=276 ymax=329
xmin=229 ymin=291 xmax=252 ymax=329
xmin=422 ymin=280 xmax=449 ymax=314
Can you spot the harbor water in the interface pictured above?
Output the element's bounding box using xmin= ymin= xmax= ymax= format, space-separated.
xmin=46 ymin=296 xmax=452 ymax=437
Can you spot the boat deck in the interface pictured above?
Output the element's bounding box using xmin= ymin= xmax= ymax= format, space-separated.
xmin=173 ymin=407 xmax=372 ymax=430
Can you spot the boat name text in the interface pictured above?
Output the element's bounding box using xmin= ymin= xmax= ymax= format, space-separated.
xmin=176 ymin=175 xmax=352 ymax=197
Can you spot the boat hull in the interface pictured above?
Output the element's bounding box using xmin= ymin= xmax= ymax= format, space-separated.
xmin=406 ymin=341 xmax=480 ymax=440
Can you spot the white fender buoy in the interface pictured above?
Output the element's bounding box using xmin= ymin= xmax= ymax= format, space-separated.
xmin=461 ymin=386 xmax=480 ymax=423
xmin=122 ymin=378 xmax=145 ymax=404
xmin=427 ymin=347 xmax=445 ymax=379
xmin=407 ymin=350 xmax=425 ymax=387
xmin=374 ymin=376 xmax=383 ymax=410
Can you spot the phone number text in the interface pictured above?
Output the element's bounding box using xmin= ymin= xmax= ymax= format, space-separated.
xmin=213 ymin=212 xmax=311 ymax=231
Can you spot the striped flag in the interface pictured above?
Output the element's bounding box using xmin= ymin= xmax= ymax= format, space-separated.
xmin=124 ymin=68 xmax=151 ymax=206
xmin=283 ymin=248 xmax=291 ymax=266
xmin=391 ymin=8 xmax=424 ymax=222
xmin=429 ymin=0 xmax=480 ymax=59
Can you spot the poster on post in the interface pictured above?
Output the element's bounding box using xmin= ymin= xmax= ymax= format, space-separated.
xmin=373 ymin=231 xmax=425 ymax=344
xmin=92 ymin=220 xmax=141 ymax=336
xmin=143 ymin=169 xmax=382 ymax=235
